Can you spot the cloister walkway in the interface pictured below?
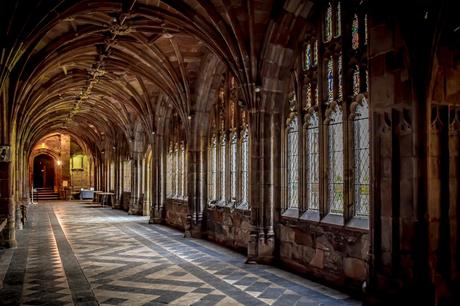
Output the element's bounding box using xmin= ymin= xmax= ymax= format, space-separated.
xmin=0 ymin=201 xmax=359 ymax=306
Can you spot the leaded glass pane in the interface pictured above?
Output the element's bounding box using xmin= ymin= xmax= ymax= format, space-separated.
xmin=364 ymin=14 xmax=368 ymax=46
xmin=336 ymin=2 xmax=342 ymax=37
xmin=338 ymin=55 xmax=343 ymax=101
xmin=327 ymin=57 xmax=334 ymax=103
xmin=305 ymin=43 xmax=311 ymax=70
xmin=314 ymin=40 xmax=319 ymax=66
xmin=315 ymin=83 xmax=319 ymax=106
xmin=353 ymin=99 xmax=370 ymax=216
xmin=176 ymin=144 xmax=181 ymax=197
xmin=167 ymin=152 xmax=172 ymax=196
xmin=325 ymin=2 xmax=333 ymax=42
xmin=220 ymin=134 xmax=227 ymax=200
xmin=241 ymin=128 xmax=249 ymax=206
xmin=209 ymin=136 xmax=217 ymax=201
xmin=287 ymin=117 xmax=299 ymax=209
xmin=306 ymin=113 xmax=319 ymax=210
xmin=353 ymin=65 xmax=360 ymax=96
xmin=352 ymin=14 xmax=360 ymax=50
xmin=305 ymin=83 xmax=312 ymax=108
xmin=328 ymin=108 xmax=344 ymax=214
xmin=230 ymin=132 xmax=238 ymax=201
xmin=180 ymin=144 xmax=185 ymax=197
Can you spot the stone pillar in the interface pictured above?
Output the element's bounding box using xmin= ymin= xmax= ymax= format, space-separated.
xmin=128 ymin=153 xmax=141 ymax=215
xmin=186 ymin=144 xmax=201 ymax=238
xmin=247 ymin=109 xmax=275 ymax=264
xmin=0 ymin=156 xmax=16 ymax=248
xmin=150 ymin=134 xmax=164 ymax=223
xmin=365 ymin=12 xmax=433 ymax=304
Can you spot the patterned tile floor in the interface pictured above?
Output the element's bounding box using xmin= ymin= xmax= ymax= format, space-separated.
xmin=0 ymin=201 xmax=361 ymax=306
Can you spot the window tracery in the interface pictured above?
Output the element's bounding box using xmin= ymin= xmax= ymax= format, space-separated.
xmin=284 ymin=0 xmax=370 ymax=221
xmin=208 ymin=75 xmax=249 ymax=209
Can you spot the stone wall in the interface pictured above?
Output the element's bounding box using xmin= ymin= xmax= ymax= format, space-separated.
xmin=164 ymin=199 xmax=188 ymax=230
xmin=278 ymin=221 xmax=368 ymax=293
xmin=205 ymin=207 xmax=250 ymax=254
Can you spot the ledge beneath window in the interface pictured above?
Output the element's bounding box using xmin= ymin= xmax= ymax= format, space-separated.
xmin=320 ymin=213 xmax=344 ymax=226
xmin=282 ymin=208 xmax=299 ymax=219
xmin=300 ymin=210 xmax=320 ymax=222
xmin=346 ymin=216 xmax=369 ymax=231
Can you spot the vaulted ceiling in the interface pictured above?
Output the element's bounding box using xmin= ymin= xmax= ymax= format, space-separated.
xmin=1 ymin=0 xmax=313 ymax=157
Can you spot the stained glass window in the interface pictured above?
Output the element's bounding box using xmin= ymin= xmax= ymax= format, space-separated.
xmin=180 ymin=143 xmax=185 ymax=197
xmin=338 ymin=55 xmax=343 ymax=101
xmin=230 ymin=132 xmax=238 ymax=201
xmin=176 ymin=144 xmax=182 ymax=197
xmin=328 ymin=108 xmax=344 ymax=214
xmin=306 ymin=113 xmax=319 ymax=210
xmin=171 ymin=145 xmax=177 ymax=196
xmin=209 ymin=136 xmax=217 ymax=201
xmin=314 ymin=40 xmax=319 ymax=66
xmin=336 ymin=2 xmax=342 ymax=37
xmin=305 ymin=43 xmax=311 ymax=70
xmin=287 ymin=116 xmax=299 ymax=208
xmin=241 ymin=128 xmax=249 ymax=206
xmin=123 ymin=160 xmax=131 ymax=192
xmin=364 ymin=14 xmax=368 ymax=46
xmin=327 ymin=57 xmax=334 ymax=103
xmin=110 ymin=162 xmax=115 ymax=190
xmin=352 ymin=14 xmax=360 ymax=50
xmin=220 ymin=134 xmax=227 ymax=200
xmin=325 ymin=2 xmax=333 ymax=42
xmin=305 ymin=83 xmax=312 ymax=108
xmin=353 ymin=99 xmax=369 ymax=216
xmin=315 ymin=83 xmax=319 ymax=106
xmin=353 ymin=65 xmax=360 ymax=96
xmin=365 ymin=69 xmax=369 ymax=92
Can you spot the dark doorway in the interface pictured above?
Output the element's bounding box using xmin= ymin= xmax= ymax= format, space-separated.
xmin=33 ymin=154 xmax=55 ymax=188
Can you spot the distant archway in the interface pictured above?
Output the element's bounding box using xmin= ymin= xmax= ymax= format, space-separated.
xmin=33 ymin=154 xmax=55 ymax=188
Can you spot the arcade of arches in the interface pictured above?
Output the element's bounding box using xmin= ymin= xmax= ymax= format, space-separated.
xmin=0 ymin=0 xmax=459 ymax=305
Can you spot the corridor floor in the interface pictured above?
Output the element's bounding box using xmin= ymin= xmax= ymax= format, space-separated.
xmin=0 ymin=201 xmax=360 ymax=306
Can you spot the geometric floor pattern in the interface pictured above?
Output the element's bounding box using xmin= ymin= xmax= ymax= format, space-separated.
xmin=0 ymin=201 xmax=361 ymax=306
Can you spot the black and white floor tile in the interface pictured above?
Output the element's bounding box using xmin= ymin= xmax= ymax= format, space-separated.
xmin=0 ymin=201 xmax=360 ymax=306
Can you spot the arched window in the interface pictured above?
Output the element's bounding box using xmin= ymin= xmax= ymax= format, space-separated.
xmin=220 ymin=132 xmax=227 ymax=201
xmin=287 ymin=115 xmax=299 ymax=209
xmin=230 ymin=132 xmax=238 ymax=201
xmin=241 ymin=127 xmax=249 ymax=206
xmin=209 ymin=135 xmax=217 ymax=202
xmin=208 ymin=75 xmax=249 ymax=209
xmin=327 ymin=107 xmax=344 ymax=214
xmin=176 ymin=143 xmax=181 ymax=197
xmin=123 ymin=160 xmax=131 ymax=192
xmin=170 ymin=143 xmax=177 ymax=196
xmin=352 ymin=99 xmax=369 ymax=216
xmin=166 ymin=147 xmax=173 ymax=196
xmin=305 ymin=112 xmax=319 ymax=211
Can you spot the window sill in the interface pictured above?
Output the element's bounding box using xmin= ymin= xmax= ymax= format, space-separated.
xmin=282 ymin=208 xmax=299 ymax=219
xmin=346 ymin=216 xmax=369 ymax=231
xmin=300 ymin=210 xmax=320 ymax=222
xmin=320 ymin=213 xmax=344 ymax=226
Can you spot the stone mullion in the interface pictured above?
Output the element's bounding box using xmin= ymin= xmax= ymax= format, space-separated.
xmin=343 ymin=100 xmax=352 ymax=221
xmin=113 ymin=151 xmax=121 ymax=208
xmin=298 ymin=111 xmax=306 ymax=213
